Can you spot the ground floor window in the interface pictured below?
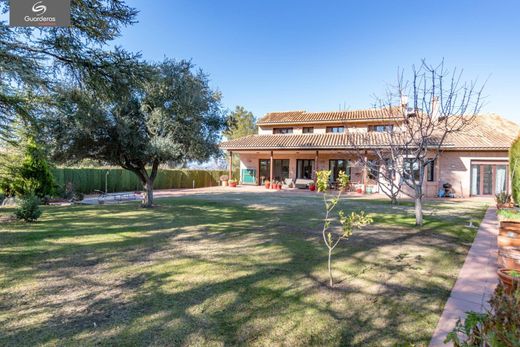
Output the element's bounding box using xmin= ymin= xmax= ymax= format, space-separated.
xmin=403 ymin=158 xmax=420 ymax=182
xmin=296 ymin=159 xmax=314 ymax=179
xmin=329 ymin=159 xmax=350 ymax=181
xmin=367 ymin=160 xmax=379 ymax=180
xmin=470 ymin=163 xmax=508 ymax=196
xmin=259 ymin=159 xmax=290 ymax=183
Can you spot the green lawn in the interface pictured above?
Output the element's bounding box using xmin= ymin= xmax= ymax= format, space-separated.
xmin=0 ymin=193 xmax=488 ymax=346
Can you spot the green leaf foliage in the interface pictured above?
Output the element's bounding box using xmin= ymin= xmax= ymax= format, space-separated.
xmin=0 ymin=0 xmax=139 ymax=140
xmin=14 ymin=193 xmax=42 ymax=222
xmin=509 ymin=135 xmax=520 ymax=203
xmin=0 ymin=137 xmax=55 ymax=198
xmin=445 ymin=284 xmax=520 ymax=346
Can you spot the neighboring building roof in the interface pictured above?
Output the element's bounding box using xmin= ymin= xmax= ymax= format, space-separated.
xmin=220 ymin=114 xmax=520 ymax=151
xmin=257 ymin=107 xmax=402 ymax=125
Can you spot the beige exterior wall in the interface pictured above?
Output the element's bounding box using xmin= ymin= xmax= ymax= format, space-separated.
xmin=235 ymin=149 xmax=510 ymax=198
xmin=437 ymin=150 xmax=509 ymax=197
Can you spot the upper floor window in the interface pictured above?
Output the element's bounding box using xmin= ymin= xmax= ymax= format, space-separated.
xmin=426 ymin=159 xmax=435 ymax=182
xmin=273 ymin=128 xmax=293 ymax=134
xmin=326 ymin=126 xmax=344 ymax=133
xmin=369 ymin=125 xmax=394 ymax=132
xmin=302 ymin=127 xmax=314 ymax=134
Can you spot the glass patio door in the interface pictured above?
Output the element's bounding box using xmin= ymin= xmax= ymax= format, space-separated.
xmin=470 ymin=163 xmax=508 ymax=196
xmin=296 ymin=159 xmax=315 ymax=179
xmin=259 ymin=159 xmax=270 ymax=185
xmin=258 ymin=159 xmax=290 ymax=184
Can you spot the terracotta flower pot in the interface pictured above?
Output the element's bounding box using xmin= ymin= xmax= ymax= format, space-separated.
xmin=497 ymin=268 xmax=520 ymax=294
xmin=498 ymin=235 xmax=520 ymax=248
xmin=277 ymin=184 xmax=282 ymax=190
xmin=229 ymin=181 xmax=237 ymax=188
xmin=264 ymin=182 xmax=270 ymax=189
xmin=498 ymin=247 xmax=520 ymax=270
xmin=309 ymin=185 xmax=316 ymax=191
xmin=500 ymin=221 xmax=520 ymax=233
xmin=356 ymin=188 xmax=363 ymax=194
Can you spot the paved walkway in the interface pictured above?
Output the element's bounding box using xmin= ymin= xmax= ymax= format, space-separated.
xmin=429 ymin=206 xmax=498 ymax=346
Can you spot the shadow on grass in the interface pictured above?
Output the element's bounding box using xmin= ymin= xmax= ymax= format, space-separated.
xmin=0 ymin=195 xmax=489 ymax=346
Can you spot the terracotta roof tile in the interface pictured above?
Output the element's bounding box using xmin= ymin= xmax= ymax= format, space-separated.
xmin=257 ymin=107 xmax=402 ymax=125
xmin=221 ymin=114 xmax=520 ymax=151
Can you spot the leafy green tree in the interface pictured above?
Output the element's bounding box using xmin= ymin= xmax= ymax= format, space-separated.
xmin=510 ymin=136 xmax=520 ymax=204
xmin=316 ymin=170 xmax=372 ymax=287
xmin=223 ymin=106 xmax=257 ymax=175
xmin=223 ymin=106 xmax=257 ymax=140
xmin=0 ymin=0 xmax=138 ymax=141
xmin=45 ymin=60 xmax=226 ymax=207
xmin=0 ymin=137 xmax=55 ymax=198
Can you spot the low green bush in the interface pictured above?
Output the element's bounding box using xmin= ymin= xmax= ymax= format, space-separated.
xmin=14 ymin=193 xmax=42 ymax=222
xmin=445 ymin=284 xmax=520 ymax=346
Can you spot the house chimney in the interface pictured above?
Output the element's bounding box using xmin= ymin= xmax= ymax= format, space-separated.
xmin=431 ymin=96 xmax=440 ymax=119
xmin=400 ymin=94 xmax=408 ymax=109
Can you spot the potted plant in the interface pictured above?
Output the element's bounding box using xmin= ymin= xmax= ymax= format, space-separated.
xmin=496 ymin=192 xmax=513 ymax=209
xmin=264 ymin=180 xmax=270 ymax=189
xmin=498 ymin=247 xmax=520 ymax=270
xmin=497 ymin=268 xmax=520 ymax=294
xmin=228 ymin=178 xmax=237 ymax=188
xmin=220 ymin=175 xmax=229 ymax=187
xmin=308 ymin=182 xmax=316 ymax=191
xmin=277 ymin=181 xmax=282 ymax=190
xmin=271 ymin=180 xmax=278 ymax=190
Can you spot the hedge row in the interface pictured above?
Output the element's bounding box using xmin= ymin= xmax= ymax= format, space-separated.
xmin=52 ymin=168 xmax=228 ymax=194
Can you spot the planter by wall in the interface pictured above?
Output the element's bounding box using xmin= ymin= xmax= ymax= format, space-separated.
xmin=497 ymin=268 xmax=520 ymax=294
xmin=498 ymin=247 xmax=520 ymax=271
xmin=221 ymin=181 xmax=228 ymax=187
xmin=498 ymin=235 xmax=520 ymax=248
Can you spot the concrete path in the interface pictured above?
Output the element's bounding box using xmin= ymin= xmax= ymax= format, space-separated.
xmin=429 ymin=206 xmax=498 ymax=346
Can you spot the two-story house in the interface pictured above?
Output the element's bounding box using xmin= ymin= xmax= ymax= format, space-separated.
xmin=219 ymin=108 xmax=519 ymax=198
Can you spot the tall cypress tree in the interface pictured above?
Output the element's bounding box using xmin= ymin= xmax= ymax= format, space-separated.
xmin=509 ymin=136 xmax=520 ymax=203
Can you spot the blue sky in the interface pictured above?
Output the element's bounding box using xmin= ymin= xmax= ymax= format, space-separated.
xmin=116 ymin=1 xmax=519 ymax=123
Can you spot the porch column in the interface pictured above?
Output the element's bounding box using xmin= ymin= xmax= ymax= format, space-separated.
xmin=315 ymin=150 xmax=319 ymax=181
xmin=228 ymin=151 xmax=233 ymax=180
xmin=269 ymin=151 xmax=274 ymax=182
xmin=362 ymin=151 xmax=368 ymax=193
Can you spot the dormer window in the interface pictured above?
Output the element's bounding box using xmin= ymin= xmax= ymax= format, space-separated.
xmin=369 ymin=125 xmax=394 ymax=132
xmin=326 ymin=126 xmax=344 ymax=133
xmin=273 ymin=128 xmax=293 ymax=134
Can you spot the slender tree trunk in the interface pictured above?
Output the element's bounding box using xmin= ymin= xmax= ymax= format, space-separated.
xmin=328 ymin=248 xmax=333 ymax=287
xmin=414 ymin=196 xmax=423 ymax=226
xmin=142 ymin=178 xmax=154 ymax=208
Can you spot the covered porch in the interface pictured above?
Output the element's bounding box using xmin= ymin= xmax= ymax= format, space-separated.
xmin=227 ymin=150 xmax=378 ymax=193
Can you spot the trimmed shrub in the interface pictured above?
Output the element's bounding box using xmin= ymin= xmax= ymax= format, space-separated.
xmin=14 ymin=193 xmax=42 ymax=222
xmin=52 ymin=168 xmax=228 ymax=194
xmin=510 ymin=135 xmax=520 ymax=204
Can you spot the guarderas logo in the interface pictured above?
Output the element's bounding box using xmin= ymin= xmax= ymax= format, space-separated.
xmin=32 ymin=1 xmax=47 ymax=16
xmin=25 ymin=1 xmax=56 ymax=23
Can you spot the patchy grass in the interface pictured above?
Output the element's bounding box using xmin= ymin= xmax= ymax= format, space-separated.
xmin=0 ymin=193 xmax=488 ymax=346
xmin=497 ymin=207 xmax=520 ymax=221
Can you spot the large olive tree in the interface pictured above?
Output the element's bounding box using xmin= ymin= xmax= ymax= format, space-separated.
xmin=45 ymin=59 xmax=227 ymax=207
